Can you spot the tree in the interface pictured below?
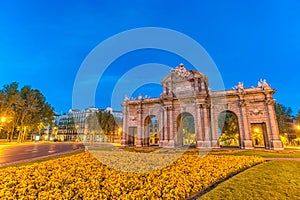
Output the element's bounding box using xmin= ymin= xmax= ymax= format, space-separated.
xmin=84 ymin=110 xmax=118 ymax=142
xmin=297 ymin=110 xmax=300 ymax=125
xmin=295 ymin=110 xmax=300 ymax=139
xmin=181 ymin=115 xmax=195 ymax=134
xmin=218 ymin=111 xmax=239 ymax=146
xmin=85 ymin=112 xmax=102 ymax=142
xmin=0 ymin=82 xmax=54 ymax=142
xmin=100 ymin=111 xmax=118 ymax=142
xmin=181 ymin=114 xmax=195 ymax=146
xmin=0 ymin=82 xmax=20 ymax=141
xmin=274 ymin=102 xmax=293 ymax=135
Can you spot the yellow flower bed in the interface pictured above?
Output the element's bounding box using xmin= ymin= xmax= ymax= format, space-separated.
xmin=0 ymin=152 xmax=264 ymax=199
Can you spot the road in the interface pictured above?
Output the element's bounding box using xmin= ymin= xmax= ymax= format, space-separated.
xmin=0 ymin=142 xmax=84 ymax=166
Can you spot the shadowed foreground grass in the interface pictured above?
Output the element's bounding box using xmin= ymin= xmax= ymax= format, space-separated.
xmin=208 ymin=149 xmax=300 ymax=158
xmin=199 ymin=160 xmax=300 ymax=200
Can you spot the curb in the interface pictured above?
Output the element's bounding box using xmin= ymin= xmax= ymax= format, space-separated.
xmin=265 ymin=157 xmax=300 ymax=161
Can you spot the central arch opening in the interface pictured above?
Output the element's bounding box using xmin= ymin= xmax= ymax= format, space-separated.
xmin=177 ymin=112 xmax=195 ymax=147
xmin=144 ymin=115 xmax=159 ymax=146
xmin=218 ymin=111 xmax=240 ymax=148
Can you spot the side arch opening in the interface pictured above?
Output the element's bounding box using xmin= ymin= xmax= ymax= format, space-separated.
xmin=144 ymin=115 xmax=159 ymax=146
xmin=218 ymin=110 xmax=240 ymax=148
xmin=177 ymin=112 xmax=195 ymax=147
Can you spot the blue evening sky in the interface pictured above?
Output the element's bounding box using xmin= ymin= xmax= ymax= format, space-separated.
xmin=0 ymin=0 xmax=300 ymax=114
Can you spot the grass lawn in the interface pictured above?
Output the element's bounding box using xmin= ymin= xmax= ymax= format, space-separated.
xmin=208 ymin=148 xmax=300 ymax=158
xmin=199 ymin=160 xmax=300 ymax=200
xmin=117 ymin=147 xmax=300 ymax=158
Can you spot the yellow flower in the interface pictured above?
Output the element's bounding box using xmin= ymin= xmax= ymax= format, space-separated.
xmin=0 ymin=151 xmax=264 ymax=199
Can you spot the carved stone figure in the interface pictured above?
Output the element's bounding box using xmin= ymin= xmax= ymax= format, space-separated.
xmin=124 ymin=95 xmax=129 ymax=101
xmin=258 ymin=79 xmax=270 ymax=89
xmin=175 ymin=63 xmax=191 ymax=78
xmin=233 ymin=82 xmax=244 ymax=92
xmin=138 ymin=94 xmax=143 ymax=100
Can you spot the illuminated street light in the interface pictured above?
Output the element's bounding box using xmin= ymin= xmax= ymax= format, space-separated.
xmin=296 ymin=125 xmax=300 ymax=130
xmin=1 ymin=116 xmax=7 ymax=123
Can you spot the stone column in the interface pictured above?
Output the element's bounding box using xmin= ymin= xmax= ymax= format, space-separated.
xmin=159 ymin=107 xmax=164 ymax=147
xmin=239 ymin=100 xmax=253 ymax=149
xmin=266 ymin=98 xmax=283 ymax=150
xmin=162 ymin=106 xmax=169 ymax=147
xmin=210 ymin=107 xmax=219 ymax=148
xmin=121 ymin=103 xmax=128 ymax=146
xmin=202 ymin=104 xmax=211 ymax=148
xmin=168 ymin=105 xmax=175 ymax=147
xmin=196 ymin=104 xmax=204 ymax=148
xmin=136 ymin=105 xmax=143 ymax=147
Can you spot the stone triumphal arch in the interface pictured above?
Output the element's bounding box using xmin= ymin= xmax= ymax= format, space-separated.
xmin=121 ymin=64 xmax=283 ymax=150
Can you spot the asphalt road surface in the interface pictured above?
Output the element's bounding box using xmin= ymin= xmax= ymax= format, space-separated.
xmin=0 ymin=142 xmax=84 ymax=166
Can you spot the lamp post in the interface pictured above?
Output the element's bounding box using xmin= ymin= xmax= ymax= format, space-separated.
xmin=0 ymin=116 xmax=7 ymax=140
xmin=295 ymin=125 xmax=300 ymax=139
xmin=52 ymin=126 xmax=58 ymax=141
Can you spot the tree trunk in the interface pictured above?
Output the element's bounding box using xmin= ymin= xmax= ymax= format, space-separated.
xmin=9 ymin=132 xmax=13 ymax=142
xmin=17 ymin=132 xmax=21 ymax=143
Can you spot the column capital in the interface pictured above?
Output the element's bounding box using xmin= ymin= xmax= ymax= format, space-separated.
xmin=136 ymin=104 xmax=143 ymax=114
xmin=266 ymin=99 xmax=274 ymax=105
xmin=199 ymin=103 xmax=211 ymax=109
xmin=136 ymin=108 xmax=143 ymax=114
xmin=164 ymin=105 xmax=174 ymax=111
xmin=239 ymin=100 xmax=247 ymax=107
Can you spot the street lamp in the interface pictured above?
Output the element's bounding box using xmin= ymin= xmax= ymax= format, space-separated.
xmin=51 ymin=126 xmax=58 ymax=141
xmin=1 ymin=116 xmax=7 ymax=123
xmin=0 ymin=116 xmax=8 ymax=140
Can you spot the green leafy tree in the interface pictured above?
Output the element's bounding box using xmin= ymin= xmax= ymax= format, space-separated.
xmin=85 ymin=112 xmax=102 ymax=142
xmin=297 ymin=110 xmax=300 ymax=124
xmin=86 ymin=113 xmax=100 ymax=133
xmin=181 ymin=115 xmax=195 ymax=146
xmin=0 ymin=83 xmax=54 ymax=142
xmin=0 ymin=82 xmax=20 ymax=140
xmin=274 ymin=102 xmax=293 ymax=135
xmin=18 ymin=86 xmax=54 ymax=142
xmin=181 ymin=115 xmax=195 ymax=134
xmin=84 ymin=110 xmax=118 ymax=142
xmin=295 ymin=110 xmax=300 ymax=140
xmin=97 ymin=111 xmax=117 ymax=142
xmin=218 ymin=111 xmax=239 ymax=146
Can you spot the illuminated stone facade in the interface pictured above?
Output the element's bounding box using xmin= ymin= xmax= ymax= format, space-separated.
xmin=121 ymin=64 xmax=283 ymax=150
